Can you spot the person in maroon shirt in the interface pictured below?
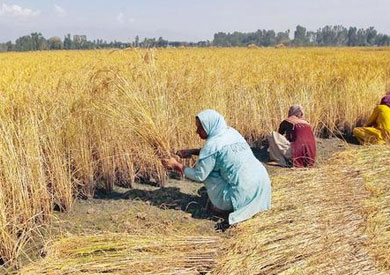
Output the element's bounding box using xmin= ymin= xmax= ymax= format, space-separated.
xmin=267 ymin=105 xmax=316 ymax=168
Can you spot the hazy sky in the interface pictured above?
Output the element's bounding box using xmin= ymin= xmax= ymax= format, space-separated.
xmin=0 ymin=0 xmax=389 ymax=42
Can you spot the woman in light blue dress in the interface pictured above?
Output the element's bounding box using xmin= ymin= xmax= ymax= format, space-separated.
xmin=164 ymin=109 xmax=271 ymax=225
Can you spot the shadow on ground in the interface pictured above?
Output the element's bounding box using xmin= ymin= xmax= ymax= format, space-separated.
xmin=94 ymin=186 xmax=222 ymax=222
xmin=251 ymin=146 xmax=269 ymax=163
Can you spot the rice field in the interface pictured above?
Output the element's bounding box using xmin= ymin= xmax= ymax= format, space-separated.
xmin=1 ymin=47 xmax=390 ymax=269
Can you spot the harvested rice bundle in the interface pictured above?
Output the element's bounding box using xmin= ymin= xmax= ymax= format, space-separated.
xmin=20 ymin=234 xmax=221 ymax=274
xmin=247 ymin=44 xmax=259 ymax=49
xmin=212 ymin=146 xmax=390 ymax=274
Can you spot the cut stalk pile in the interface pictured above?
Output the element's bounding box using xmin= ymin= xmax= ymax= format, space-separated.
xmin=212 ymin=146 xmax=390 ymax=274
xmin=20 ymin=234 xmax=221 ymax=274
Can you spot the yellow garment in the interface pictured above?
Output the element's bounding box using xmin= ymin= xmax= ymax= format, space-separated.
xmin=353 ymin=105 xmax=390 ymax=144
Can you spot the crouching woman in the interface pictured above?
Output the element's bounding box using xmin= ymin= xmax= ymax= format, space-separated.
xmin=267 ymin=104 xmax=316 ymax=168
xmin=353 ymin=95 xmax=390 ymax=145
xmin=163 ymin=109 xmax=271 ymax=226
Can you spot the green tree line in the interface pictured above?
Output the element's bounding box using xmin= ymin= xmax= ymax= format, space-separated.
xmin=213 ymin=25 xmax=390 ymax=47
xmin=0 ymin=33 xmax=210 ymax=52
xmin=1 ymin=25 xmax=389 ymax=52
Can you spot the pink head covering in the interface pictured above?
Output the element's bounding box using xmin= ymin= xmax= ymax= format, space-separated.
xmin=286 ymin=104 xmax=309 ymax=125
xmin=288 ymin=104 xmax=304 ymax=118
xmin=380 ymin=95 xmax=390 ymax=108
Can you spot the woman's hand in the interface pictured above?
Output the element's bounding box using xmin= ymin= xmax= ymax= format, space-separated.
xmin=162 ymin=157 xmax=185 ymax=174
xmin=176 ymin=148 xmax=200 ymax=158
xmin=162 ymin=157 xmax=179 ymax=168
xmin=176 ymin=150 xmax=193 ymax=158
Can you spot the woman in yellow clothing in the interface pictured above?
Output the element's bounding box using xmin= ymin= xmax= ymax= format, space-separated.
xmin=353 ymin=95 xmax=390 ymax=144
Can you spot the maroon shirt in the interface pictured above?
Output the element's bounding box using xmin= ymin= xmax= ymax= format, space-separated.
xmin=279 ymin=120 xmax=316 ymax=168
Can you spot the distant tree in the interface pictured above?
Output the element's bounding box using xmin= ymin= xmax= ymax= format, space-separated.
xmin=48 ymin=37 xmax=63 ymax=50
xmin=276 ymin=30 xmax=290 ymax=45
xmin=347 ymin=27 xmax=358 ymax=46
xmin=366 ymin=26 xmax=377 ymax=46
xmin=316 ymin=26 xmax=331 ymax=46
xmin=213 ymin=32 xmax=229 ymax=46
xmin=141 ymin=38 xmax=157 ymax=48
xmin=5 ymin=41 xmax=14 ymax=51
xmin=64 ymin=34 xmax=72 ymax=49
xmin=306 ymin=31 xmax=317 ymax=45
xmin=197 ymin=40 xmax=211 ymax=47
xmin=381 ymin=35 xmax=390 ymax=46
xmin=253 ymin=30 xmax=263 ymax=45
xmin=15 ymin=35 xmax=33 ymax=51
xmin=334 ymin=25 xmax=348 ymax=46
xmin=31 ymin=32 xmax=47 ymax=50
xmin=157 ymin=37 xmax=168 ymax=47
xmin=356 ymin=28 xmax=368 ymax=46
xmin=263 ymin=30 xmax=276 ymax=46
xmin=293 ymin=25 xmax=309 ymax=46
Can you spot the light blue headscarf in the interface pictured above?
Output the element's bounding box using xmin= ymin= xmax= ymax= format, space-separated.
xmin=197 ymin=109 xmax=228 ymax=138
xmin=197 ymin=109 xmax=246 ymax=160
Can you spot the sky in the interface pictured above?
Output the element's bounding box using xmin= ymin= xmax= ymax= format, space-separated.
xmin=0 ymin=0 xmax=389 ymax=42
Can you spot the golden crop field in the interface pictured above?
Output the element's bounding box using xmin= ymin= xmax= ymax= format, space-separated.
xmin=1 ymin=47 xmax=390 ymax=267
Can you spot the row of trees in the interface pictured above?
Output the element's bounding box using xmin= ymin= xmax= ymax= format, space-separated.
xmin=213 ymin=30 xmax=290 ymax=47
xmin=0 ymin=33 xmax=211 ymax=52
xmin=213 ymin=25 xmax=390 ymax=47
xmin=1 ymin=25 xmax=390 ymax=52
xmin=0 ymin=33 xmax=133 ymax=52
xmin=133 ymin=35 xmax=211 ymax=48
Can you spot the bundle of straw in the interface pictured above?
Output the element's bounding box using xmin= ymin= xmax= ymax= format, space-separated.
xmin=212 ymin=146 xmax=390 ymax=274
xmin=20 ymin=234 xmax=221 ymax=274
